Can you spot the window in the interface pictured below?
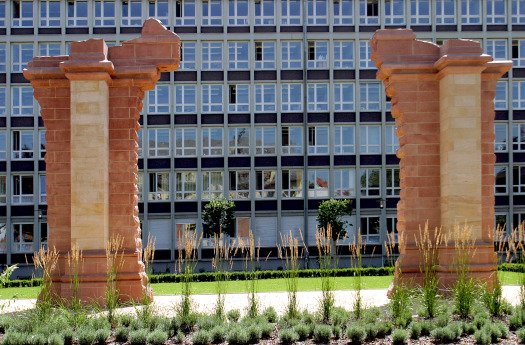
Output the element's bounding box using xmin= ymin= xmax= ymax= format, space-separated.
xmin=148 ymin=85 xmax=169 ymax=113
xmin=13 ymin=224 xmax=34 ymax=252
xmin=202 ymin=0 xmax=222 ymax=26
xmin=229 ymin=42 xmax=249 ymax=69
xmin=359 ymin=41 xmax=374 ymax=69
xmin=229 ymin=171 xmax=250 ymax=199
xmin=360 ymin=125 xmax=381 ymax=154
xmin=359 ymin=83 xmax=380 ymax=111
xmin=148 ymin=0 xmax=168 ymax=25
xmin=0 ymin=131 xmax=5 ymax=159
xmin=386 ymin=216 xmax=398 ymax=242
xmin=334 ymin=0 xmax=353 ymax=25
xmin=307 ymin=0 xmax=327 ymax=25
xmin=282 ymin=126 xmax=303 ymax=154
xmin=256 ymin=170 xmax=276 ymax=198
xmin=334 ymin=168 xmax=356 ymax=198
xmin=514 ymin=123 xmax=525 ymax=151
xmin=13 ymin=175 xmax=34 ymax=204
xmin=360 ymin=168 xmax=380 ymax=196
xmin=12 ymin=130 xmax=34 ymax=159
xmin=229 ymin=85 xmax=249 ymax=112
xmin=40 ymin=0 xmax=60 ymax=27
xmin=385 ymin=0 xmax=405 ymax=24
xmin=461 ymin=0 xmax=481 ymax=24
xmin=137 ymin=172 xmax=143 ymax=201
xmin=307 ymin=83 xmax=329 ymax=111
xmin=255 ymin=84 xmax=276 ymax=112
xmin=514 ymin=40 xmax=525 ymax=67
xmin=282 ymin=170 xmax=303 ymax=198
xmin=175 ymin=0 xmax=196 ymax=26
xmin=175 ymin=128 xmax=196 ymax=156
xmin=487 ymin=0 xmax=506 ymax=24
xmin=495 ymin=123 xmax=507 ymax=152
xmin=148 ymin=128 xmax=170 ymax=157
xmin=203 ymin=171 xmax=223 ymax=199
xmin=0 ymin=2 xmax=5 ymax=27
xmin=202 ymin=42 xmax=223 ymax=70
xmin=149 ymin=172 xmax=170 ymax=200
xmin=334 ymin=83 xmax=355 ymax=111
xmin=514 ymin=166 xmax=525 ymax=194
xmin=436 ymin=0 xmax=455 ymax=24
xmin=281 ymin=0 xmax=301 ymax=25
xmin=174 ymin=85 xmax=196 ymax=113
xmin=335 ymin=126 xmax=355 ymax=154
xmin=0 ymin=45 xmax=6 ymax=72
xmin=495 ymin=166 xmax=507 ymax=195
xmin=514 ymin=213 xmax=525 ymax=228
xmin=281 ymin=83 xmax=303 ymax=112
xmin=95 ymin=0 xmax=115 ymax=26
xmin=40 ymin=222 xmax=48 ymax=250
xmin=281 ymin=41 xmax=302 ymax=69
xmin=513 ymin=0 xmax=525 ymax=23
xmin=0 ymin=176 xmax=5 ymax=203
xmin=487 ymin=39 xmax=507 ymax=61
xmin=40 ymin=174 xmax=46 ymax=204
xmin=229 ymin=127 xmax=250 ymax=155
xmin=202 ymin=85 xmax=223 ymax=113
xmin=67 ymin=1 xmax=88 ymax=26
xmin=176 ymin=172 xmax=197 ymax=200
xmin=308 ymin=170 xmax=329 ymax=198
xmin=386 ymin=125 xmax=399 ymax=154
xmin=334 ymin=41 xmax=354 ymax=69
xmin=513 ymin=81 xmax=525 ymax=109
xmin=307 ymin=41 xmax=328 ymax=69
xmin=386 ymin=168 xmax=400 ymax=196
xmin=137 ymin=129 xmax=143 ymax=157
xmin=40 ymin=43 xmax=61 ymax=57
xmin=495 ymin=81 xmax=508 ymax=110
xmin=255 ymin=41 xmax=276 ymax=69
xmin=410 ymin=0 xmax=430 ymax=25
xmin=180 ymin=42 xmax=196 ymax=70
xmin=12 ymin=87 xmax=34 ymax=116
xmin=255 ymin=0 xmax=275 ymax=25
xmin=229 ymin=0 xmax=248 ymax=25
xmin=12 ymin=43 xmax=33 ymax=72
xmin=308 ymin=126 xmax=329 ymax=154
xmin=13 ymin=0 xmax=33 ymax=27
xmin=359 ymin=0 xmax=378 ymax=25
xmin=122 ymin=0 xmax=142 ymax=26
xmin=361 ymin=216 xmax=380 ymax=243
xmin=202 ymin=127 xmax=223 ymax=156
xmin=256 ymin=127 xmax=276 ymax=155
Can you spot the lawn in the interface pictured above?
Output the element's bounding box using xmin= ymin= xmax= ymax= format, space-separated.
xmin=0 ymin=271 xmax=521 ymax=300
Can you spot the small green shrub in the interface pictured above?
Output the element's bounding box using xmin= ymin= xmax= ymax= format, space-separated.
xmin=434 ymin=314 xmax=449 ymax=328
xmin=313 ymin=324 xmax=332 ymax=344
xmin=147 ymin=329 xmax=168 ymax=345
xmin=227 ymin=326 xmax=249 ymax=345
xmin=129 ymin=319 xmax=144 ymax=331
xmin=392 ymin=329 xmax=408 ymax=345
xmin=278 ymin=329 xmax=298 ymax=345
xmin=331 ymin=307 xmax=350 ymax=327
xmin=363 ymin=324 xmax=378 ymax=340
xmin=128 ymin=329 xmax=148 ymax=345
xmin=331 ymin=325 xmax=342 ymax=339
xmin=345 ymin=325 xmax=366 ymax=345
xmin=114 ymin=327 xmax=129 ymax=342
xmin=511 ymin=311 xmax=525 ymax=331
xmin=94 ymin=329 xmax=110 ymax=345
xmin=90 ymin=318 xmax=111 ymax=331
xmin=179 ymin=313 xmax=199 ymax=333
xmin=376 ymin=321 xmax=394 ymax=338
xmin=227 ymin=309 xmax=241 ymax=324
xmin=175 ymin=330 xmax=185 ymax=343
xmin=462 ymin=322 xmax=477 ymax=335
xmin=2 ymin=331 xmax=28 ymax=345
xmin=77 ymin=329 xmax=96 ymax=345
xmin=517 ymin=327 xmax=525 ymax=343
xmin=0 ymin=314 xmax=12 ymax=333
xmin=262 ymin=307 xmax=278 ymax=323
xmin=118 ymin=314 xmax=134 ymax=328
xmin=473 ymin=313 xmax=489 ymax=329
xmin=192 ymin=330 xmax=211 ymax=345
xmin=260 ymin=323 xmax=274 ymax=339
xmin=474 ymin=329 xmax=492 ymax=345
xmin=301 ymin=310 xmax=315 ymax=325
xmin=48 ymin=333 xmax=64 ymax=345
xmin=293 ymin=324 xmax=310 ymax=341
xmin=430 ymin=325 xmax=459 ymax=344
xmin=247 ymin=325 xmax=262 ymax=344
xmin=29 ymin=333 xmax=48 ymax=345
xmin=61 ymin=329 xmax=74 ymax=345
xmin=210 ymin=325 xmax=227 ymax=344
xmin=410 ymin=322 xmax=423 ymax=339
xmin=197 ymin=316 xmax=220 ymax=331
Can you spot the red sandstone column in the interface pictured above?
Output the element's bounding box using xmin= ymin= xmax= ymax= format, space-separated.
xmin=23 ymin=19 xmax=180 ymax=305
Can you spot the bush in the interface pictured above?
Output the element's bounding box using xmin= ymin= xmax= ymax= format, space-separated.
xmin=331 ymin=307 xmax=350 ymax=327
xmin=118 ymin=314 xmax=134 ymax=328
xmin=260 ymin=323 xmax=274 ymax=339
xmin=175 ymin=330 xmax=185 ymax=343
xmin=147 ymin=329 xmax=168 ymax=345
xmin=227 ymin=327 xmax=249 ymax=345
xmin=114 ymin=327 xmax=129 ymax=342
xmin=511 ymin=311 xmax=525 ymax=331
xmin=198 ymin=316 xmax=221 ymax=331
xmin=313 ymin=324 xmax=332 ymax=344
xmin=376 ymin=322 xmax=394 ymax=338
xmin=346 ymin=325 xmax=366 ymax=345
xmin=227 ymin=309 xmax=241 ymax=323
xmin=90 ymin=318 xmax=111 ymax=331
xmin=430 ymin=326 xmax=459 ymax=344
xmin=462 ymin=322 xmax=477 ymax=335
xmin=28 ymin=333 xmax=47 ymax=345
xmin=332 ymin=325 xmax=342 ymax=340
xmin=517 ymin=327 xmax=525 ymax=343
xmin=474 ymin=329 xmax=492 ymax=345
xmin=77 ymin=329 xmax=96 ymax=345
xmin=94 ymin=329 xmax=110 ymax=345
xmin=410 ymin=322 xmax=423 ymax=339
xmin=192 ymin=330 xmax=211 ymax=345
xmin=128 ymin=329 xmax=148 ymax=345
xmin=61 ymin=329 xmax=74 ymax=345
xmin=210 ymin=325 xmax=227 ymax=344
xmin=247 ymin=325 xmax=262 ymax=344
xmin=262 ymin=307 xmax=278 ymax=323
xmin=2 ymin=331 xmax=28 ymax=345
xmin=293 ymin=324 xmax=310 ymax=341
xmin=392 ymin=329 xmax=408 ymax=345
xmin=0 ymin=314 xmax=12 ymax=333
xmin=48 ymin=333 xmax=64 ymax=345
xmin=278 ymin=329 xmax=299 ymax=345
xmin=473 ymin=314 xmax=489 ymax=329
xmin=363 ymin=324 xmax=377 ymax=340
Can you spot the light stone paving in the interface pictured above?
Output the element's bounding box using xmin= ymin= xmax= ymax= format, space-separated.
xmin=0 ymin=286 xmax=523 ymax=316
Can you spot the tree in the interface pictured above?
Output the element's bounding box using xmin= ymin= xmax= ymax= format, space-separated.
xmin=316 ymin=199 xmax=353 ymax=240
xmin=202 ymin=199 xmax=236 ymax=237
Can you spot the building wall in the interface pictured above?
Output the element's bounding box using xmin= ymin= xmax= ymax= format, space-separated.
xmin=0 ymin=0 xmax=522 ymax=276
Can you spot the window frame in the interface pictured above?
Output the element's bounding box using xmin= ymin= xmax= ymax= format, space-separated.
xmin=202 ymin=0 xmax=222 ymax=26
xmin=282 ymin=126 xmax=303 ymax=155
xmin=12 ymin=43 xmax=33 ymax=73
xmin=0 ymin=131 xmax=5 ymax=160
xmin=495 ymin=165 xmax=507 ymax=195
xmin=307 ymin=83 xmax=329 ymax=112
xmin=12 ymin=87 xmax=34 ymax=116
xmin=202 ymin=42 xmax=223 ymax=70
xmin=281 ymin=0 xmax=302 ymax=25
xmin=148 ymin=84 xmax=170 ymax=113
xmin=308 ymin=126 xmax=329 ymax=155
xmin=229 ymin=84 xmax=250 ymax=113
xmin=0 ymin=175 xmax=6 ymax=204
xmin=13 ymin=0 xmax=34 ymax=27
xmin=436 ymin=0 xmax=456 ymax=24
xmin=334 ymin=125 xmax=355 ymax=154
xmin=360 ymin=216 xmax=380 ymax=244
xmin=228 ymin=41 xmax=249 ymax=70
xmin=201 ymin=84 xmax=224 ymax=113
xmin=461 ymin=0 xmax=481 ymax=24
xmin=334 ymin=40 xmax=354 ymax=69
xmin=308 ymin=169 xmax=329 ymax=198
xmin=334 ymin=168 xmax=356 ymax=198
xmin=359 ymin=0 xmax=379 ymax=25
xmin=148 ymin=171 xmax=170 ymax=201
xmin=180 ymin=42 xmax=196 ymax=70
xmin=67 ymin=0 xmax=88 ymax=27
xmin=228 ymin=0 xmax=249 ymax=25
xmin=281 ymin=83 xmax=303 ymax=112
xmin=255 ymin=170 xmax=277 ymax=198
xmin=360 ymin=168 xmax=381 ymax=197
xmin=202 ymin=127 xmax=223 ymax=156
xmin=281 ymin=41 xmax=303 ymax=69
xmin=307 ymin=41 xmax=329 ymax=69
xmin=13 ymin=223 xmax=34 ymax=253
xmin=229 ymin=127 xmax=250 ymax=156
xmin=255 ymin=126 xmax=276 ymax=155
xmin=175 ymin=0 xmax=196 ymax=26
xmin=359 ymin=83 xmax=381 ymax=111
xmin=255 ymin=0 xmax=275 ymax=25
xmin=94 ymin=0 xmax=116 ymax=26
xmin=175 ymin=171 xmax=197 ymax=200
xmin=386 ymin=168 xmax=400 ymax=196
xmin=12 ymin=130 xmax=34 ymax=160
xmin=175 ymin=127 xmax=197 ymax=156
xmin=121 ymin=0 xmax=143 ymax=26
xmin=495 ymin=123 xmax=508 ymax=152
xmin=148 ymin=128 xmax=170 ymax=157
xmin=148 ymin=0 xmax=169 ymax=25
xmin=202 ymin=171 xmax=224 ymax=200
xmin=513 ymin=81 xmax=525 ymax=109
xmin=486 ymin=0 xmax=506 ymax=24
xmin=174 ymin=84 xmax=196 ymax=113
xmin=307 ymin=0 xmax=328 ymax=25
xmin=360 ymin=125 xmax=381 ymax=154
xmin=255 ymin=41 xmax=276 ymax=69
xmin=229 ymin=170 xmax=250 ymax=199
xmin=282 ymin=169 xmax=303 ymax=198
xmin=255 ymin=84 xmax=276 ymax=112
xmin=384 ymin=0 xmax=405 ymax=25
xmin=333 ymin=0 xmax=353 ymax=25
xmin=386 ymin=125 xmax=400 ymax=154
xmin=410 ymin=0 xmax=431 ymax=25
xmin=40 ymin=0 xmax=61 ymax=27
xmin=12 ymin=174 xmax=34 ymax=204
xmin=39 ymin=174 xmax=47 ymax=204
xmin=514 ymin=165 xmax=525 ymax=194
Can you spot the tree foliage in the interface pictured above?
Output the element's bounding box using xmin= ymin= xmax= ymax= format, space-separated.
xmin=202 ymin=199 xmax=236 ymax=237
xmin=316 ymin=199 xmax=353 ymax=240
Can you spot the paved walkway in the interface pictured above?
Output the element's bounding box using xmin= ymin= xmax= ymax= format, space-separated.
xmin=0 ymin=285 xmax=523 ymax=316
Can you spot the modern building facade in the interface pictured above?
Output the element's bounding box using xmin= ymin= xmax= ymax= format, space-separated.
xmin=0 ymin=0 xmax=522 ymax=276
